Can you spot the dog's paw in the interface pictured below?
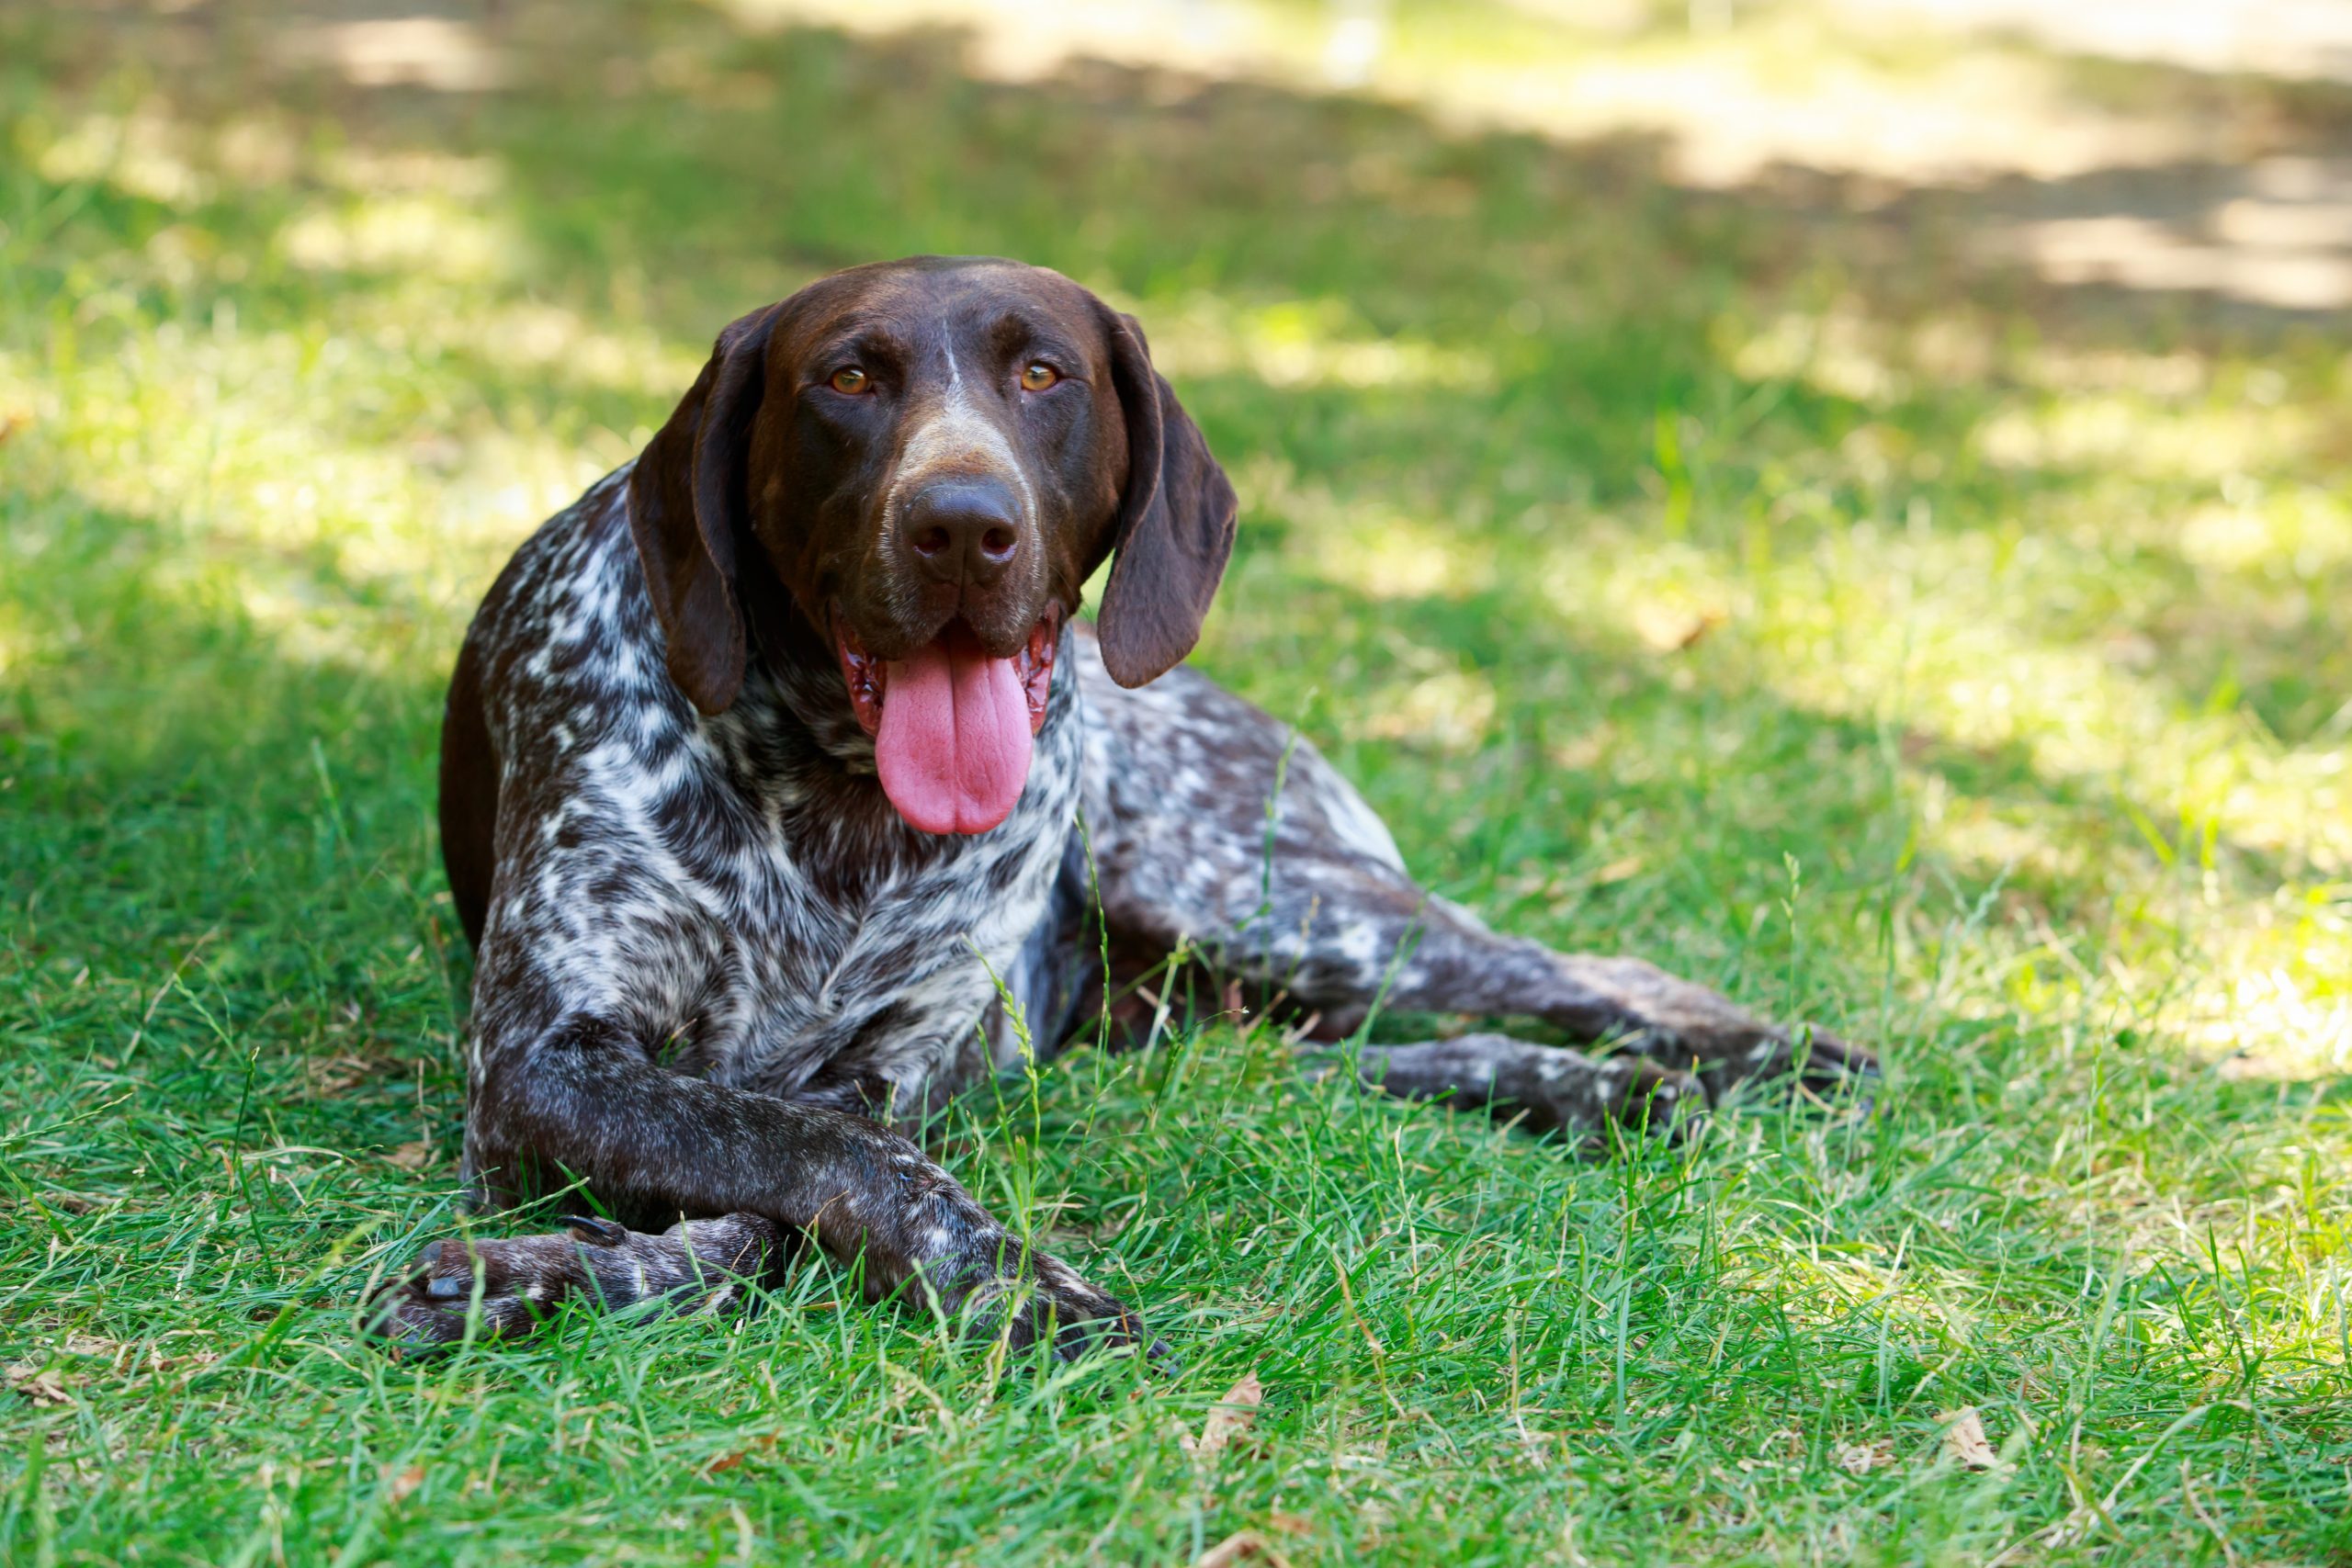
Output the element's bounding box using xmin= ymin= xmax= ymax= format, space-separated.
xmin=1700 ymin=1026 xmax=1879 ymax=1107
xmin=1588 ymin=1053 xmax=1707 ymax=1145
xmin=938 ymin=1244 xmax=1148 ymax=1361
xmin=365 ymin=1226 xmax=593 ymax=1349
xmin=1344 ymin=1034 xmax=1702 ymax=1146
xmin=365 ymin=1212 xmax=780 ymax=1352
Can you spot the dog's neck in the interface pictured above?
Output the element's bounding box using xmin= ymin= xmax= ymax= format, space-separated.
xmin=750 ymin=604 xmax=885 ymax=772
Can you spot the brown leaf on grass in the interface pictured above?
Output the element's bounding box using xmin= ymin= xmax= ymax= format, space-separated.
xmin=1938 ymin=1406 xmax=2001 ymax=1470
xmin=387 ymin=1142 xmax=434 ymax=1170
xmin=303 ymin=1053 xmax=387 ymax=1097
xmin=56 ymin=1333 xmax=147 ymax=1380
xmin=389 ymin=1464 xmax=425 ymax=1503
xmin=6 ymin=1362 xmax=71 ymax=1406
xmin=1546 ymin=723 xmax=1614 ymax=771
xmin=1837 ymin=1439 xmax=1893 ymax=1474
xmin=1194 ymin=1530 xmax=1294 ymax=1568
xmin=701 ymin=1434 xmax=780 ymax=1476
xmin=1631 ymin=600 xmax=1725 ymax=653
xmin=1180 ymin=1372 xmax=1265 ymax=1464
xmin=47 ymin=1332 xmax=216 ymax=1383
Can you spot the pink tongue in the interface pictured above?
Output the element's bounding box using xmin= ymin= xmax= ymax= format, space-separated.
xmin=875 ymin=625 xmax=1034 ymax=835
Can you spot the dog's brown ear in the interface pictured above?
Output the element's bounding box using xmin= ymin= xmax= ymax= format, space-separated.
xmin=1093 ymin=308 xmax=1238 ymax=689
xmin=627 ymin=304 xmax=781 ymax=715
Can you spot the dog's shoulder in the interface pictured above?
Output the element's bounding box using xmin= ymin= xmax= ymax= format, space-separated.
xmin=470 ymin=466 xmax=668 ymax=723
xmin=1076 ymin=627 xmax=1400 ymax=855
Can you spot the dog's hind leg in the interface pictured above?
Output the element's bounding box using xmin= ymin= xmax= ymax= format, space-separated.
xmin=1073 ymin=639 xmax=1874 ymax=1130
xmin=1247 ymin=854 xmax=1877 ymax=1101
xmin=1329 ymin=1032 xmax=1700 ymax=1143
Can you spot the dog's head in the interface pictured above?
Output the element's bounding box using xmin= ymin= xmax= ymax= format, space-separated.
xmin=628 ymin=255 xmax=1237 ymax=835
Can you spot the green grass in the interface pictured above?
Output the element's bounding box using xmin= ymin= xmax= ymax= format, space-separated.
xmin=5 ymin=2 xmax=2350 ymax=1562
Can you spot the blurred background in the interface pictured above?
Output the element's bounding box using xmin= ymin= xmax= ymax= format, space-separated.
xmin=5 ymin=1 xmax=2348 ymax=1092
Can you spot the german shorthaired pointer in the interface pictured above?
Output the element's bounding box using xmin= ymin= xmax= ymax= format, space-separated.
xmin=370 ymin=256 xmax=1873 ymax=1353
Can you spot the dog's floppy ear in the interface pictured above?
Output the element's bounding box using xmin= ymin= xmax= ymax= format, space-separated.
xmin=627 ymin=304 xmax=782 ymax=716
xmin=1092 ymin=306 xmax=1238 ymax=689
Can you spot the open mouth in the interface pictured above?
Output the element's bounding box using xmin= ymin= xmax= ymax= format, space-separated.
xmin=834 ymin=607 xmax=1060 ymax=836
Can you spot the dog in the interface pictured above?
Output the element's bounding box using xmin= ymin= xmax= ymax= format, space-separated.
xmin=369 ymin=255 xmax=1874 ymax=1353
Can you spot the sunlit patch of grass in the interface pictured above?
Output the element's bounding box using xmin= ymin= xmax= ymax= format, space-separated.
xmin=733 ymin=0 xmax=2221 ymax=186
xmin=1149 ymin=292 xmax=1498 ymax=392
xmin=1536 ymin=507 xmax=2351 ymax=1069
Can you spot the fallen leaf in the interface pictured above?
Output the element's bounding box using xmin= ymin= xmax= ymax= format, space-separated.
xmin=1632 ymin=600 xmax=1725 ymax=653
xmin=1837 ymin=1439 xmax=1892 ymax=1474
xmin=387 ymin=1142 xmax=434 ymax=1170
xmin=6 ymin=1362 xmax=71 ymax=1407
xmin=1939 ymin=1406 xmax=2000 ymax=1470
xmin=304 ymin=1054 xmax=383 ymax=1096
xmin=1180 ymin=1372 xmax=1264 ymax=1465
xmin=2219 ymin=1050 xmax=2312 ymax=1082
xmin=43 ymin=1333 xmax=214 ymax=1382
xmin=701 ymin=1433 xmax=780 ymax=1476
xmin=389 ymin=1464 xmax=425 ymax=1502
xmin=1546 ymin=723 xmax=1614 ymax=771
xmin=1194 ymin=1530 xmax=1293 ymax=1568
xmin=156 ymin=1346 xmax=220 ymax=1381
xmin=1591 ymin=855 xmax=1644 ymax=886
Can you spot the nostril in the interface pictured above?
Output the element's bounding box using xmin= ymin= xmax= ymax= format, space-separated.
xmin=903 ymin=480 xmax=1022 ymax=575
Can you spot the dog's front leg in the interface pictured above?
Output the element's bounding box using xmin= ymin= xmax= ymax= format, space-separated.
xmin=368 ymin=1020 xmax=1138 ymax=1356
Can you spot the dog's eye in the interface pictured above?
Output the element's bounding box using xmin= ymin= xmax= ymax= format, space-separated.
xmin=1019 ymin=362 xmax=1059 ymax=392
xmin=828 ymin=367 xmax=870 ymax=394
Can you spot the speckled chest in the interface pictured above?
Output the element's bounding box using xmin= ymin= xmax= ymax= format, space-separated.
xmin=470 ymin=469 xmax=1082 ymax=1107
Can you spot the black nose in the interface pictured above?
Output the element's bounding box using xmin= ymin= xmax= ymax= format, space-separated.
xmin=902 ymin=479 xmax=1021 ymax=588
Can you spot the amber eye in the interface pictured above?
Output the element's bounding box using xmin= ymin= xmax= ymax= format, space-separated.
xmin=1019 ymin=362 xmax=1059 ymax=392
xmin=829 ymin=367 xmax=869 ymax=394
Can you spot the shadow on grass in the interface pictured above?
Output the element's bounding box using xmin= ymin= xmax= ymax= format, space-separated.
xmin=0 ymin=474 xmax=469 ymax=1178
xmin=13 ymin=0 xmax=2346 ymax=762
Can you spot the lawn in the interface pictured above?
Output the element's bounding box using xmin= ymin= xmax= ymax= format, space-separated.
xmin=3 ymin=2 xmax=2348 ymax=1563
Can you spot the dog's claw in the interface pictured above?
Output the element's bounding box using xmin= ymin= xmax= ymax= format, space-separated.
xmin=561 ymin=1214 xmax=628 ymax=1247
xmin=1696 ymin=1025 xmax=1881 ymax=1111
